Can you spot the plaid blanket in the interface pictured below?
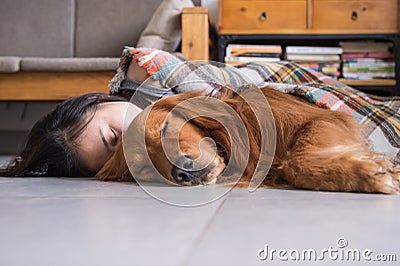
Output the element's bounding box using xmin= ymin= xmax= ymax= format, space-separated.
xmin=109 ymin=48 xmax=400 ymax=164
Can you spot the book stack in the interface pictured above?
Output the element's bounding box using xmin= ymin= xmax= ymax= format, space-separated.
xmin=340 ymin=41 xmax=395 ymax=80
xmin=224 ymin=44 xmax=282 ymax=64
xmin=284 ymin=46 xmax=343 ymax=79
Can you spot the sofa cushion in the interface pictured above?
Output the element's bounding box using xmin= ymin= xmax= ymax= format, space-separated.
xmin=0 ymin=0 xmax=74 ymax=57
xmin=136 ymin=0 xmax=194 ymax=52
xmin=20 ymin=58 xmax=119 ymax=72
xmin=0 ymin=57 xmax=21 ymax=73
xmin=75 ymin=0 xmax=163 ymax=57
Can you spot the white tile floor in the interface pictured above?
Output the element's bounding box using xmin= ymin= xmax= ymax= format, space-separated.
xmin=0 ymin=177 xmax=399 ymax=266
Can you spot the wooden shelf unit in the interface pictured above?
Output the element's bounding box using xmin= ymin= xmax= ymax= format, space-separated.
xmin=217 ymin=33 xmax=400 ymax=95
xmin=217 ymin=0 xmax=400 ymax=96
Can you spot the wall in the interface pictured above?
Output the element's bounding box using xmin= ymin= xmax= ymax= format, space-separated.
xmin=202 ymin=0 xmax=218 ymax=27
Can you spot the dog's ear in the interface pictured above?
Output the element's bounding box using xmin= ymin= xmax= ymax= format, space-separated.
xmin=96 ymin=141 xmax=132 ymax=182
xmin=169 ymin=90 xmax=252 ymax=162
xmin=183 ymin=91 xmax=263 ymax=181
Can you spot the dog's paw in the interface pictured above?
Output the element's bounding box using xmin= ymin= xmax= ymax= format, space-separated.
xmin=364 ymin=160 xmax=400 ymax=194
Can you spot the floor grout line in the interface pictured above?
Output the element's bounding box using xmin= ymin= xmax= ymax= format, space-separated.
xmin=177 ymin=196 xmax=228 ymax=266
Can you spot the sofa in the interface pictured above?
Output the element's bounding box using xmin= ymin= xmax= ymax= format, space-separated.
xmin=0 ymin=0 xmax=211 ymax=154
xmin=0 ymin=0 xmax=210 ymax=101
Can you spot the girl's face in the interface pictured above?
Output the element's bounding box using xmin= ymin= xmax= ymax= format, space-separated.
xmin=76 ymin=102 xmax=137 ymax=173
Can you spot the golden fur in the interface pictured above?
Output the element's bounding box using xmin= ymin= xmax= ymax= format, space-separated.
xmin=97 ymin=87 xmax=400 ymax=194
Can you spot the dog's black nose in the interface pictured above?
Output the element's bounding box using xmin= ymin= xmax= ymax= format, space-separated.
xmin=171 ymin=155 xmax=196 ymax=183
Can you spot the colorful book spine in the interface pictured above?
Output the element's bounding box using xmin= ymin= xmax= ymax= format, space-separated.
xmin=235 ymin=52 xmax=280 ymax=58
xmin=226 ymin=44 xmax=282 ymax=57
xmin=343 ymin=62 xmax=395 ymax=68
xmin=224 ymin=56 xmax=280 ymax=63
xmin=343 ymin=67 xmax=394 ymax=73
xmin=343 ymin=72 xmax=395 ymax=79
xmin=342 ymin=58 xmax=393 ymax=63
xmin=341 ymin=53 xmax=394 ymax=59
xmin=286 ymin=46 xmax=343 ymax=54
xmin=285 ymin=54 xmax=340 ymax=62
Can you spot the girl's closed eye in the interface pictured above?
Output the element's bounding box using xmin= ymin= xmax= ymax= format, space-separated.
xmin=111 ymin=128 xmax=118 ymax=144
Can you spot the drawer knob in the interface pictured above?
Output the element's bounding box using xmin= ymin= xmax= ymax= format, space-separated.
xmin=351 ymin=11 xmax=358 ymax=21
xmin=258 ymin=11 xmax=267 ymax=21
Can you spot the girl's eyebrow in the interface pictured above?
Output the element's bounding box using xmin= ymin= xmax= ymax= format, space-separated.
xmin=100 ymin=129 xmax=112 ymax=153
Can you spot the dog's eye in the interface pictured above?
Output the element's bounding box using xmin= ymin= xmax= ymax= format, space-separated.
xmin=160 ymin=121 xmax=168 ymax=138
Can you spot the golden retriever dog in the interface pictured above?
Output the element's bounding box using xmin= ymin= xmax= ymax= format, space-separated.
xmin=97 ymin=86 xmax=400 ymax=194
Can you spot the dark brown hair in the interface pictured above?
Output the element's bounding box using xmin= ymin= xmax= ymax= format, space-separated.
xmin=1 ymin=93 xmax=128 ymax=177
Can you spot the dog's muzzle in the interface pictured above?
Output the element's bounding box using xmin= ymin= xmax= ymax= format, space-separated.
xmin=171 ymin=155 xmax=214 ymax=185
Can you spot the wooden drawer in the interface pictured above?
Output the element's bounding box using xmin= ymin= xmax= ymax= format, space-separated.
xmin=313 ymin=0 xmax=398 ymax=30
xmin=218 ymin=0 xmax=307 ymax=33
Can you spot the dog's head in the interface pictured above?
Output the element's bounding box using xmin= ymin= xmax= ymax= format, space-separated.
xmin=97 ymin=89 xmax=266 ymax=186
